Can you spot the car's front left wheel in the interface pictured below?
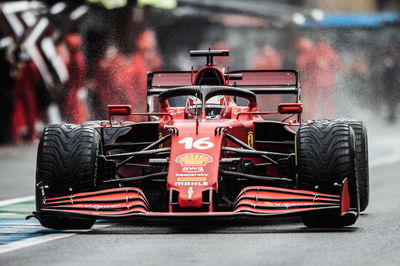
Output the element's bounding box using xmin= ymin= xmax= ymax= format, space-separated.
xmin=35 ymin=124 xmax=101 ymax=229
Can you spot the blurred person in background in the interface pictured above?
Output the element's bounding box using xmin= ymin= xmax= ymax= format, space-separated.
xmin=251 ymin=43 xmax=283 ymax=112
xmin=252 ymin=43 xmax=282 ymax=70
xmin=137 ymin=29 xmax=162 ymax=71
xmin=342 ymin=53 xmax=371 ymax=108
xmin=213 ymin=41 xmax=231 ymax=71
xmin=297 ymin=37 xmax=340 ymax=120
xmin=312 ymin=40 xmax=341 ymax=119
xmin=382 ymin=45 xmax=400 ymax=122
xmin=91 ymin=42 xmax=148 ymax=121
xmin=345 ymin=57 xmax=371 ymax=94
xmin=91 ymin=45 xmax=124 ymax=118
xmin=115 ymin=41 xmax=148 ymax=117
xmin=10 ymin=50 xmax=41 ymax=144
xmin=0 ymin=47 xmax=14 ymax=144
xmin=86 ymin=5 xmax=158 ymax=121
xmin=296 ymin=37 xmax=314 ymax=119
xmin=62 ymin=33 xmax=88 ymax=124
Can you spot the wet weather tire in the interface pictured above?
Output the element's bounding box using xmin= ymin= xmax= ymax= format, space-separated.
xmin=35 ymin=124 xmax=101 ymax=229
xmin=332 ymin=119 xmax=369 ymax=212
xmin=296 ymin=121 xmax=359 ymax=227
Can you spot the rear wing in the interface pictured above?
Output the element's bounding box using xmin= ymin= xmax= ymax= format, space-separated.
xmin=147 ymin=71 xmax=192 ymax=95
xmin=147 ymin=70 xmax=300 ymax=96
xmin=229 ymin=70 xmax=300 ymax=95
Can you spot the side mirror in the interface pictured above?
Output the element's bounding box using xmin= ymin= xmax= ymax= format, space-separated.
xmin=278 ymin=103 xmax=303 ymax=114
xmin=108 ymin=105 xmax=132 ymax=116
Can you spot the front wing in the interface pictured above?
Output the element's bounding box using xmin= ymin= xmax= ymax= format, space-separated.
xmin=34 ymin=179 xmax=353 ymax=221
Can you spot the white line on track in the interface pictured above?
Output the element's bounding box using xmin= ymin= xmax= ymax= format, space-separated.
xmin=0 ymin=232 xmax=75 ymax=255
xmin=0 ymin=224 xmax=110 ymax=255
xmin=0 ymin=195 xmax=34 ymax=207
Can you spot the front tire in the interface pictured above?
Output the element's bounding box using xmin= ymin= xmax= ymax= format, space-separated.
xmin=333 ymin=119 xmax=369 ymax=212
xmin=36 ymin=124 xmax=101 ymax=229
xmin=296 ymin=121 xmax=359 ymax=227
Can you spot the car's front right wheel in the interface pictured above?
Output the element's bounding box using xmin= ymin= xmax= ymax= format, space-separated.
xmin=296 ymin=120 xmax=359 ymax=227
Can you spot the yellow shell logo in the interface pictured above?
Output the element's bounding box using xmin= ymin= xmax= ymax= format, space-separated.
xmin=176 ymin=153 xmax=212 ymax=166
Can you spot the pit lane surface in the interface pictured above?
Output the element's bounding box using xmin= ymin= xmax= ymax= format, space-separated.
xmin=0 ymin=122 xmax=399 ymax=266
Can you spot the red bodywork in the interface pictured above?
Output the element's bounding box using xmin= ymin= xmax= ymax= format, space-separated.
xmin=37 ymin=51 xmax=353 ymax=222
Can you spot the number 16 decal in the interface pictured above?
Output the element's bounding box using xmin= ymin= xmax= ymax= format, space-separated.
xmin=178 ymin=137 xmax=214 ymax=150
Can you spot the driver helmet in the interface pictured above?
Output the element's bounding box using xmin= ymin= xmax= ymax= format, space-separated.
xmin=185 ymin=95 xmax=227 ymax=119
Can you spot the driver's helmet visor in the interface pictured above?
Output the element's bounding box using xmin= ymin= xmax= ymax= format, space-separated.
xmin=186 ymin=96 xmax=226 ymax=118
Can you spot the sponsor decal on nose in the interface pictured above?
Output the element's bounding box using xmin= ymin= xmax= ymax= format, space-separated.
xmin=174 ymin=181 xmax=209 ymax=186
xmin=175 ymin=153 xmax=212 ymax=166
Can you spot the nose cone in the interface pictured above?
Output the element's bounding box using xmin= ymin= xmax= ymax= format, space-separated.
xmin=178 ymin=187 xmax=203 ymax=208
xmin=166 ymin=121 xmax=225 ymax=211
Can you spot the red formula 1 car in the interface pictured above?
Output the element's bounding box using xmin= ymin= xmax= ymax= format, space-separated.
xmin=32 ymin=50 xmax=369 ymax=229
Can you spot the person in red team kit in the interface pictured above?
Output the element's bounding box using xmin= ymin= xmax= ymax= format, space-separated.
xmin=252 ymin=44 xmax=283 ymax=71
xmin=92 ymin=45 xmax=125 ymax=118
xmin=63 ymin=33 xmax=87 ymax=124
xmin=93 ymin=44 xmax=148 ymax=121
xmin=11 ymin=59 xmax=40 ymax=144
xmin=137 ymin=29 xmax=162 ymax=71
xmin=114 ymin=49 xmax=148 ymax=117
xmin=92 ymin=28 xmax=161 ymax=121
xmin=296 ymin=37 xmax=340 ymax=119
xmin=251 ymin=43 xmax=283 ymax=112
xmin=296 ymin=37 xmax=314 ymax=120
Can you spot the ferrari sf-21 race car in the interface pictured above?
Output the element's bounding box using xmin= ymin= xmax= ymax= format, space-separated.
xmin=32 ymin=50 xmax=369 ymax=229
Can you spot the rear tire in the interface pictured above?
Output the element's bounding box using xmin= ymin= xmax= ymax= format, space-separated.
xmin=296 ymin=121 xmax=359 ymax=227
xmin=36 ymin=124 xmax=101 ymax=229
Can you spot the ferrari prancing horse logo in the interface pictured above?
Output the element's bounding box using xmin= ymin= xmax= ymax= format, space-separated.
xmin=248 ymin=131 xmax=254 ymax=148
